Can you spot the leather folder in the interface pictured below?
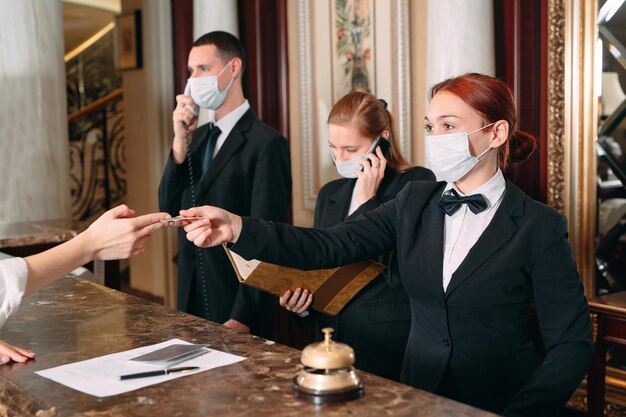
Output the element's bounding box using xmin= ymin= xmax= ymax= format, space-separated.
xmin=223 ymin=245 xmax=386 ymax=316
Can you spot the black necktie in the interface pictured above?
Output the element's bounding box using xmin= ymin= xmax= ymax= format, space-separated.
xmin=437 ymin=189 xmax=488 ymax=216
xmin=201 ymin=124 xmax=221 ymax=178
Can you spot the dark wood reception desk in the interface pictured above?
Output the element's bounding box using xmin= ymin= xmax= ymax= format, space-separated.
xmin=0 ymin=278 xmax=498 ymax=417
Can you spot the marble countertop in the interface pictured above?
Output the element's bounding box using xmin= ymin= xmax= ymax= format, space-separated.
xmin=0 ymin=219 xmax=82 ymax=249
xmin=0 ymin=278 xmax=498 ymax=417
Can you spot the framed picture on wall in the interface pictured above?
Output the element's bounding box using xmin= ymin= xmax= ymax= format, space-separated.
xmin=115 ymin=10 xmax=142 ymax=70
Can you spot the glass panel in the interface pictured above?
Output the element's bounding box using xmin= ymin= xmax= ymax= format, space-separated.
xmin=597 ymin=0 xmax=626 ymax=294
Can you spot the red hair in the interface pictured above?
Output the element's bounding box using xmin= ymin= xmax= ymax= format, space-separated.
xmin=429 ymin=73 xmax=536 ymax=171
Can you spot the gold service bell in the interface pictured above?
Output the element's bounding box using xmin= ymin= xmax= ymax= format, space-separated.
xmin=293 ymin=327 xmax=364 ymax=404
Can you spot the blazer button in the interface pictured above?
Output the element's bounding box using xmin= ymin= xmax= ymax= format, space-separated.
xmin=442 ymin=337 xmax=452 ymax=348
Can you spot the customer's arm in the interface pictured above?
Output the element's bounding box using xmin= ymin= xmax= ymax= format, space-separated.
xmin=24 ymin=205 xmax=169 ymax=296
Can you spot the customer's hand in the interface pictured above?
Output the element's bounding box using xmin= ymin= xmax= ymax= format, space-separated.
xmin=355 ymin=146 xmax=386 ymax=205
xmin=279 ymin=288 xmax=313 ymax=314
xmin=84 ymin=205 xmax=170 ymax=260
xmin=0 ymin=340 xmax=35 ymax=364
xmin=180 ymin=206 xmax=243 ymax=248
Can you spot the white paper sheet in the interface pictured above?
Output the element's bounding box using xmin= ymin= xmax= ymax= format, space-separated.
xmin=35 ymin=338 xmax=246 ymax=397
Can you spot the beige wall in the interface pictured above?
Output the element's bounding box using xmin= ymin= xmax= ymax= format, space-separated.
xmin=410 ymin=1 xmax=428 ymax=165
xmin=121 ymin=0 xmax=177 ymax=305
xmin=287 ymin=2 xmax=315 ymax=227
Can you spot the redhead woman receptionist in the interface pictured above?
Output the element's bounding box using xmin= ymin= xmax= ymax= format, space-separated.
xmin=280 ymin=92 xmax=434 ymax=381
xmin=178 ymin=73 xmax=592 ymax=417
xmin=0 ymin=205 xmax=170 ymax=363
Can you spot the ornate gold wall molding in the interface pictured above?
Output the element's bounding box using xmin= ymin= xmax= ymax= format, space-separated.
xmin=549 ymin=0 xmax=597 ymax=296
xmin=547 ymin=0 xmax=567 ymax=215
xmin=577 ymin=0 xmax=599 ymax=297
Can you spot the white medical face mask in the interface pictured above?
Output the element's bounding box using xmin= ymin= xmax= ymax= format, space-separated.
xmin=184 ymin=60 xmax=234 ymax=110
xmin=425 ymin=123 xmax=495 ymax=183
xmin=332 ymin=138 xmax=380 ymax=179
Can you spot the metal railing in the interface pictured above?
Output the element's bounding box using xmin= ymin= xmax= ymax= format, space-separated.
xmin=67 ymin=88 xmax=126 ymax=222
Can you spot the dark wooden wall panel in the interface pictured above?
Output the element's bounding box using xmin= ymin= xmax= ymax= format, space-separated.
xmin=238 ymin=0 xmax=289 ymax=137
xmin=494 ymin=0 xmax=548 ymax=203
xmin=238 ymin=0 xmax=304 ymax=348
xmin=171 ymin=0 xmax=194 ymax=97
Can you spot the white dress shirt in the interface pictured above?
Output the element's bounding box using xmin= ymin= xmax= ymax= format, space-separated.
xmin=347 ymin=180 xmax=360 ymax=216
xmin=211 ymin=100 xmax=251 ymax=158
xmin=0 ymin=257 xmax=28 ymax=328
xmin=442 ymin=170 xmax=506 ymax=291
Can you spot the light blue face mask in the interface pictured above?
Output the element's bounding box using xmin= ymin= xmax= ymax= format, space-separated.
xmin=331 ymin=138 xmax=381 ymax=179
xmin=184 ymin=60 xmax=234 ymax=110
xmin=425 ymin=123 xmax=495 ymax=183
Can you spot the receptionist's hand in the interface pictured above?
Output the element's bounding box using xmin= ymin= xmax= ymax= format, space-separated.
xmin=355 ymin=146 xmax=386 ymax=205
xmin=181 ymin=206 xmax=243 ymax=247
xmin=0 ymin=340 xmax=35 ymax=364
xmin=223 ymin=319 xmax=251 ymax=333
xmin=279 ymin=288 xmax=313 ymax=314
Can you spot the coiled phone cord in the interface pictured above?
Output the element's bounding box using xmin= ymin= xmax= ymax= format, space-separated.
xmin=183 ymin=126 xmax=212 ymax=320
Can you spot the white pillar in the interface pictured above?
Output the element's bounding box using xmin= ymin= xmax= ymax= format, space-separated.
xmin=193 ymin=0 xmax=239 ymax=39
xmin=0 ymin=0 xmax=71 ymax=223
xmin=192 ymin=0 xmax=239 ymax=125
xmin=425 ymin=0 xmax=495 ymax=90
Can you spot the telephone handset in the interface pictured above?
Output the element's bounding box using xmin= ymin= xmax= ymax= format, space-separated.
xmin=180 ymin=84 xmax=211 ymax=319
xmin=183 ymin=83 xmax=199 ymax=117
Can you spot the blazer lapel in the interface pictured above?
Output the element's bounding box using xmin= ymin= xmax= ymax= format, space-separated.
xmin=190 ymin=123 xmax=211 ymax=155
xmin=328 ymin=180 xmax=355 ymax=225
xmin=198 ymin=109 xmax=255 ymax=193
xmin=422 ymin=190 xmax=447 ymax=299
xmin=444 ymin=180 xmax=525 ymax=298
xmin=175 ymin=124 xmax=212 ymax=191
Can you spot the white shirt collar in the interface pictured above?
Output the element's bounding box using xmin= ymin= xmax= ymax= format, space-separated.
xmin=443 ymin=169 xmax=506 ymax=210
xmin=213 ymin=100 xmax=250 ymax=138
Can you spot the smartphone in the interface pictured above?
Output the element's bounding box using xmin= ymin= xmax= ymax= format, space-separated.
xmin=375 ymin=137 xmax=391 ymax=155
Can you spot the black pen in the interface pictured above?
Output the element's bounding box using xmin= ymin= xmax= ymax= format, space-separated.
xmin=119 ymin=366 xmax=200 ymax=380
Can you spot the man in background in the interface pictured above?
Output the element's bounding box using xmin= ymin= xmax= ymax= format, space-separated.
xmin=159 ymin=31 xmax=291 ymax=337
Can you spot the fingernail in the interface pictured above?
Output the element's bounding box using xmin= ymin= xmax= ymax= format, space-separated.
xmin=1 ymin=356 xmax=10 ymax=364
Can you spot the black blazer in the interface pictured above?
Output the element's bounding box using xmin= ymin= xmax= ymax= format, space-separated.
xmin=232 ymin=179 xmax=593 ymax=416
xmin=158 ymin=108 xmax=291 ymax=337
xmin=312 ymin=166 xmax=434 ymax=381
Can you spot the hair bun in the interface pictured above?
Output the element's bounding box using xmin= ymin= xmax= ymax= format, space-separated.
xmin=377 ymin=98 xmax=388 ymax=109
xmin=508 ymin=130 xmax=537 ymax=164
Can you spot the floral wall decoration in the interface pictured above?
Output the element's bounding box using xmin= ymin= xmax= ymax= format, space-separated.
xmin=333 ymin=0 xmax=375 ymax=100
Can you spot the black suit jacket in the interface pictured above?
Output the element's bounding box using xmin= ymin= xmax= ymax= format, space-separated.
xmin=159 ymin=108 xmax=291 ymax=337
xmin=232 ymin=179 xmax=592 ymax=416
xmin=312 ymin=166 xmax=434 ymax=380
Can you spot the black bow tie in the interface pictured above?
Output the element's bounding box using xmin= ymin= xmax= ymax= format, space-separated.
xmin=437 ymin=189 xmax=488 ymax=216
